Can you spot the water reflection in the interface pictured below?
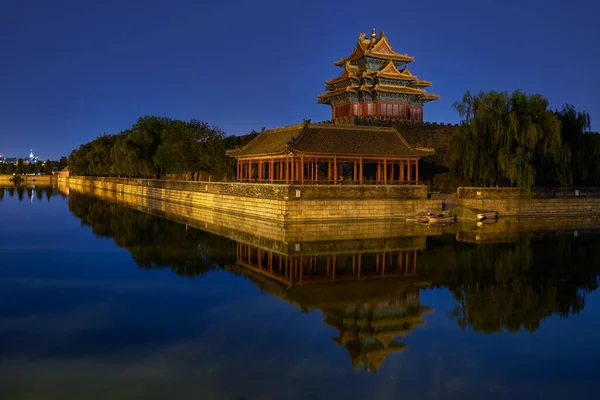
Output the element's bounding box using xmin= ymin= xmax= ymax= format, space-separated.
xmin=0 ymin=185 xmax=58 ymax=203
xmin=64 ymin=191 xmax=600 ymax=374
xmin=228 ymin=243 xmax=432 ymax=373
xmin=421 ymin=235 xmax=600 ymax=333
xmin=67 ymin=193 xmax=235 ymax=276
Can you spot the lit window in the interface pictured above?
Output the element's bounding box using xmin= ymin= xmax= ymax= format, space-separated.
xmin=387 ymin=104 xmax=393 ymax=116
xmin=381 ymin=103 xmax=386 ymax=115
xmin=367 ymin=103 xmax=372 ymax=116
xmin=393 ymin=104 xmax=399 ymax=116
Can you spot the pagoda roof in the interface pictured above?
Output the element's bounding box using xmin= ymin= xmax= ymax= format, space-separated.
xmin=316 ymin=83 xmax=440 ymax=103
xmin=334 ymin=30 xmax=414 ymax=66
xmin=325 ymin=62 xmax=361 ymax=85
xmin=324 ymin=61 xmax=433 ymax=87
xmin=226 ymin=121 xmax=435 ymax=158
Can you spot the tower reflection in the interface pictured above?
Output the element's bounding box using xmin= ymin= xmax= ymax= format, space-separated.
xmin=229 ymin=242 xmax=433 ymax=373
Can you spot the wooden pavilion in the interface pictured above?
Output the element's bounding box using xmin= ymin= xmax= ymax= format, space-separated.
xmin=226 ymin=120 xmax=434 ymax=184
xmin=226 ymin=29 xmax=439 ymax=185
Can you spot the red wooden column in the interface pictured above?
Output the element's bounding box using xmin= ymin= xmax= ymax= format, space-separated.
xmin=359 ymin=157 xmax=363 ymax=184
xmin=333 ymin=156 xmax=338 ymax=184
xmin=353 ymin=160 xmax=357 ymax=183
xmin=258 ymin=160 xmax=263 ymax=181
xmin=413 ymin=250 xmax=417 ymax=273
xmin=315 ymin=160 xmax=319 ymax=182
xmin=301 ymin=155 xmax=305 ymax=184
xmin=270 ymin=158 xmax=274 ymax=183
xmin=383 ymin=158 xmax=387 ymax=184
xmin=416 ymin=159 xmax=419 ymax=184
xmin=376 ymin=160 xmax=381 ymax=183
xmin=389 ymin=161 xmax=395 ymax=183
xmin=400 ymin=161 xmax=404 ymax=183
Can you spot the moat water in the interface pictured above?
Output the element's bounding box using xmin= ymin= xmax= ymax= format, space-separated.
xmin=1 ymin=185 xmax=600 ymax=399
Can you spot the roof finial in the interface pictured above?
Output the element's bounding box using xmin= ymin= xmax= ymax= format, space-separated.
xmin=371 ymin=28 xmax=377 ymax=40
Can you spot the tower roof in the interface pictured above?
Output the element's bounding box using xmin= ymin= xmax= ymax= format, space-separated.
xmin=319 ymin=29 xmax=440 ymax=110
xmin=226 ymin=121 xmax=435 ymax=158
xmin=334 ymin=30 xmax=414 ymax=66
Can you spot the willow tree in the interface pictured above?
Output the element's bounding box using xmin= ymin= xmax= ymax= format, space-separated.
xmin=554 ymin=105 xmax=600 ymax=186
xmin=448 ymin=90 xmax=570 ymax=192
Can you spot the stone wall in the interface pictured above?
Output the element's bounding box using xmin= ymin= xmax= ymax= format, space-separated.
xmin=63 ymin=180 xmax=440 ymax=253
xmin=61 ymin=176 xmax=442 ymax=223
xmin=0 ymin=175 xmax=56 ymax=184
xmin=457 ymin=187 xmax=600 ymax=216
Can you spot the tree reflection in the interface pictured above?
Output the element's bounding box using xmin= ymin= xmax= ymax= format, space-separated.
xmin=421 ymin=233 xmax=600 ymax=333
xmin=67 ymin=193 xmax=236 ymax=276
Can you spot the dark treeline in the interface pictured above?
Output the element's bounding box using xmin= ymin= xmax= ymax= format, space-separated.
xmin=68 ymin=116 xmax=257 ymax=180
xmin=448 ymin=91 xmax=600 ymax=191
xmin=67 ymin=192 xmax=236 ymax=276
xmin=420 ymin=232 xmax=600 ymax=333
xmin=0 ymin=157 xmax=67 ymax=175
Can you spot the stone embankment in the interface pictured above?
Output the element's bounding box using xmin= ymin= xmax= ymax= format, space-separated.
xmin=59 ymin=176 xmax=441 ymax=223
xmin=0 ymin=175 xmax=56 ymax=184
xmin=457 ymin=187 xmax=600 ymax=217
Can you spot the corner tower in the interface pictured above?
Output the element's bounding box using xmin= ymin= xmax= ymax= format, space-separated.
xmin=318 ymin=29 xmax=439 ymax=121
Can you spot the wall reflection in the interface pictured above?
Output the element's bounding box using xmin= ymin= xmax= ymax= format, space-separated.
xmin=63 ymin=190 xmax=600 ymax=372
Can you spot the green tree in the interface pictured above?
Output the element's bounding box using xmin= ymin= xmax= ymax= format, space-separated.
xmin=57 ymin=156 xmax=68 ymax=169
xmin=44 ymin=160 xmax=55 ymax=175
xmin=554 ymin=105 xmax=600 ymax=186
xmin=448 ymin=90 xmax=570 ymax=192
xmin=15 ymin=159 xmax=24 ymax=174
xmin=154 ymin=120 xmax=226 ymax=181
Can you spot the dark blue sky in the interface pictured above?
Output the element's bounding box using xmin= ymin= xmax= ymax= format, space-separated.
xmin=1 ymin=0 xmax=599 ymax=159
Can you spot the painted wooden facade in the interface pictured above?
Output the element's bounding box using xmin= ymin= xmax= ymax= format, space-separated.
xmin=227 ymin=122 xmax=434 ymax=184
xmin=318 ymin=29 xmax=439 ymax=122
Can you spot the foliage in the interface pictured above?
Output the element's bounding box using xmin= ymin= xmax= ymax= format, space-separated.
xmin=448 ymin=90 xmax=573 ymax=192
xmin=555 ymin=105 xmax=600 ymax=186
xmin=67 ymin=192 xmax=236 ymax=275
xmin=68 ymin=116 xmax=256 ymax=181
xmin=154 ymin=119 xmax=227 ymax=180
xmin=420 ymin=233 xmax=600 ymax=333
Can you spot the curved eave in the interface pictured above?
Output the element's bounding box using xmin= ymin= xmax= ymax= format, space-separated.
xmin=413 ymin=80 xmax=432 ymax=87
xmin=370 ymin=51 xmax=414 ymax=63
xmin=422 ymin=93 xmax=440 ymax=101
xmin=325 ymin=76 xmax=356 ymax=86
xmin=226 ymin=150 xmax=289 ymax=159
xmin=335 ymin=52 xmax=414 ymax=66
xmin=377 ymin=71 xmax=416 ymax=81
xmin=317 ymin=86 xmax=359 ymax=102
xmin=374 ymin=84 xmax=427 ymax=96
xmin=287 ymin=149 xmax=429 ymax=158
